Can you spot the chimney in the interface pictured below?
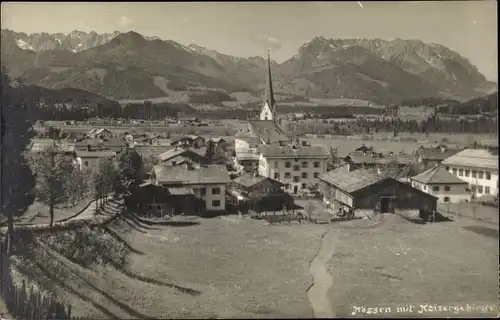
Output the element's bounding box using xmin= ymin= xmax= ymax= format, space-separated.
xmin=301 ymin=140 xmax=307 ymax=146
xmin=377 ymin=167 xmax=383 ymax=175
xmin=253 ymin=171 xmax=258 ymax=178
xmin=347 ymin=163 xmax=351 ymax=172
xmin=87 ymin=144 xmax=91 ymax=151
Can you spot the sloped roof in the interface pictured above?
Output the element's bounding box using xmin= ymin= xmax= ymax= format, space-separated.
xmin=346 ymin=151 xmax=414 ymax=165
xmin=232 ymin=173 xmax=284 ymax=188
xmin=248 ymin=120 xmax=288 ymax=143
xmin=259 ymin=144 xmax=330 ymax=158
xmin=156 ymin=147 xmax=206 ymax=162
xmin=153 ymin=164 xmax=230 ymax=185
xmin=318 ymin=165 xmax=387 ymax=193
xmin=441 ymin=148 xmax=498 ymax=170
xmin=75 ymin=150 xmax=116 ymax=158
xmin=417 ymin=147 xmax=461 ymax=161
xmin=410 ymin=165 xmax=467 ymax=185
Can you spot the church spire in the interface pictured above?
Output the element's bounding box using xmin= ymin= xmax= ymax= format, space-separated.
xmin=265 ymin=49 xmax=276 ymax=113
xmin=260 ymin=49 xmax=277 ymax=121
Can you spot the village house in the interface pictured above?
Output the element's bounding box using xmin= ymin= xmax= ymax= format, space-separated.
xmin=343 ymin=151 xmax=415 ymax=170
xmin=151 ymin=163 xmax=231 ymax=214
xmin=100 ymin=137 xmax=127 ymax=152
xmin=88 ymin=128 xmax=113 ymax=140
xmin=73 ymin=137 xmax=109 ymax=151
xmin=410 ymin=165 xmax=470 ymax=203
xmin=318 ymin=165 xmax=437 ymax=218
xmin=128 ymin=182 xmax=198 ymax=217
xmin=177 ymin=117 xmax=199 ymax=125
xmin=415 ymin=144 xmax=462 ymax=170
xmin=234 ymin=132 xmax=260 ymax=173
xmin=258 ymin=142 xmax=330 ymax=194
xmin=441 ymin=148 xmax=499 ymax=199
xmin=171 ymin=135 xmax=206 ymax=148
xmin=74 ymin=150 xmax=116 ymax=171
xmin=227 ymin=173 xmax=293 ymax=213
xmin=156 ymin=147 xmax=209 ymax=166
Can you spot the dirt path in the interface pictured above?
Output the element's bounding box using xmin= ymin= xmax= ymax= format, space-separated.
xmin=307 ymin=229 xmax=336 ymax=318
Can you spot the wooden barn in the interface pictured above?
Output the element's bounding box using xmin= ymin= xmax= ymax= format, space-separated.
xmin=227 ymin=173 xmax=293 ymax=213
xmin=318 ymin=165 xmax=437 ymax=217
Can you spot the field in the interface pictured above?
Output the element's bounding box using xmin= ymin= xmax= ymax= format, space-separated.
xmin=8 ymin=212 xmax=499 ymax=319
xmin=326 ymin=216 xmax=499 ymax=318
xmin=305 ymin=133 xmax=496 ymax=157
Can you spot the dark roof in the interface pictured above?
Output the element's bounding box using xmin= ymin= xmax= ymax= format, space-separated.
xmin=259 ymin=144 xmax=329 ymax=158
xmin=101 ymin=138 xmax=125 ymax=147
xmin=417 ymin=147 xmax=461 ymax=161
xmin=319 ymin=165 xmax=387 ymax=193
xmin=232 ymin=173 xmax=284 ymax=188
xmin=248 ymin=120 xmax=288 ymax=143
xmin=410 ymin=165 xmax=468 ymax=185
xmin=156 ymin=147 xmax=206 ymax=162
xmin=75 ymin=150 xmax=116 ymax=158
xmin=153 ymin=164 xmax=230 ymax=185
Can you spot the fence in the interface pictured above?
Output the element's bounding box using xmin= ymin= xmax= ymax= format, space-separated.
xmin=0 ymin=239 xmax=72 ymax=320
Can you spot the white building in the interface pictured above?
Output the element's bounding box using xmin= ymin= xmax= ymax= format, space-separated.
xmin=152 ymin=163 xmax=230 ymax=212
xmin=441 ymin=148 xmax=499 ymax=199
xmin=75 ymin=150 xmax=116 ymax=171
xmin=410 ymin=165 xmax=470 ymax=203
xmin=258 ymin=143 xmax=330 ymax=194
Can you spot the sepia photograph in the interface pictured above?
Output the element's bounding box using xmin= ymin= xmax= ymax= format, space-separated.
xmin=0 ymin=1 xmax=498 ymax=319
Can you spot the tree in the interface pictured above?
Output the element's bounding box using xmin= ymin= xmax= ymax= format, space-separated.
xmin=205 ymin=139 xmax=215 ymax=164
xmin=66 ymin=167 xmax=90 ymax=206
xmin=1 ymin=64 xmax=36 ymax=254
xmin=28 ymin=145 xmax=74 ymax=227
xmin=115 ymin=147 xmax=143 ymax=197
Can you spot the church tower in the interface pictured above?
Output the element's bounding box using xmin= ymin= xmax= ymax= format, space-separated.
xmin=259 ymin=50 xmax=277 ymax=122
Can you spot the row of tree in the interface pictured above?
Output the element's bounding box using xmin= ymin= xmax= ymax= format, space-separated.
xmin=286 ymin=114 xmax=498 ymax=135
xmin=27 ymin=145 xmax=144 ymax=227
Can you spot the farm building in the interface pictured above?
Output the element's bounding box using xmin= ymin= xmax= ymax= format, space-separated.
xmin=127 ymin=182 xmax=202 ymax=217
xmin=227 ymin=173 xmax=293 ymax=213
xmin=318 ymin=165 xmax=437 ymax=217
xmin=343 ymin=151 xmax=415 ymax=170
xmin=415 ymin=144 xmax=462 ymax=170
xmin=171 ymin=135 xmax=205 ymax=148
xmin=177 ymin=117 xmax=199 ymax=125
xmin=151 ymin=163 xmax=230 ymax=214
xmin=156 ymin=147 xmax=209 ymax=166
xmin=410 ymin=165 xmax=470 ymax=203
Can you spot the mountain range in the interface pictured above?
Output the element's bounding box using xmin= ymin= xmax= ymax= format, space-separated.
xmin=1 ymin=29 xmax=497 ymax=106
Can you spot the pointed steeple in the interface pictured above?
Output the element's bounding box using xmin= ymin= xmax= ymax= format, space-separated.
xmin=260 ymin=49 xmax=277 ymax=121
xmin=265 ymin=49 xmax=276 ymax=111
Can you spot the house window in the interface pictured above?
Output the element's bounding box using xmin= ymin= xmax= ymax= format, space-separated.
xmin=201 ymin=188 xmax=206 ymax=196
xmin=274 ymin=173 xmax=279 ymax=179
xmin=301 ymin=183 xmax=307 ymax=189
xmin=314 ymin=172 xmax=319 ymax=178
xmin=443 ymin=197 xmax=450 ymax=202
xmin=478 ymin=171 xmax=484 ymax=179
xmin=293 ymin=176 xmax=300 ymax=183
xmin=485 ymin=172 xmax=491 ymax=180
xmin=274 ymin=161 xmax=278 ymax=168
xmin=293 ymin=165 xmax=300 ymax=171
xmin=212 ymin=187 xmax=221 ymax=195
xmin=284 ymin=172 xmax=291 ymax=179
xmin=314 ymin=162 xmax=320 ymax=168
xmin=477 ymin=185 xmax=483 ymax=193
xmin=470 ymin=185 xmax=477 ymax=193
xmin=212 ymin=200 xmax=221 ymax=207
xmin=458 ymin=169 xmax=463 ymax=176
xmin=156 ymin=204 xmax=162 ymax=211
xmin=464 ymin=170 xmax=470 ymax=177
xmin=445 ymin=166 xmax=450 ymax=171
xmin=84 ymin=161 xmax=89 ymax=167
xmin=452 ymin=168 xmax=457 ymax=175
xmin=301 ymin=172 xmax=308 ymax=179
xmin=444 ymin=186 xmax=450 ymax=191
xmin=432 ymin=186 xmax=440 ymax=192
xmin=423 ymin=185 xmax=427 ymax=190
xmin=286 ymin=184 xmax=291 ymax=189
xmin=485 ymin=186 xmax=490 ymax=194
xmin=285 ymin=161 xmax=291 ymax=168
xmin=472 ymin=170 xmax=477 ymax=178
xmin=301 ymin=161 xmax=308 ymax=168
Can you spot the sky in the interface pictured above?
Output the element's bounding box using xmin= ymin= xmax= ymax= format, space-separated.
xmin=1 ymin=1 xmax=497 ymax=81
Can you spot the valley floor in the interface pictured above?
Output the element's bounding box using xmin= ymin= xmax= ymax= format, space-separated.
xmin=7 ymin=213 xmax=499 ymax=319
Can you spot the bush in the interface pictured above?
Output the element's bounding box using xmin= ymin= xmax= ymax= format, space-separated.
xmin=40 ymin=226 xmax=129 ymax=268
